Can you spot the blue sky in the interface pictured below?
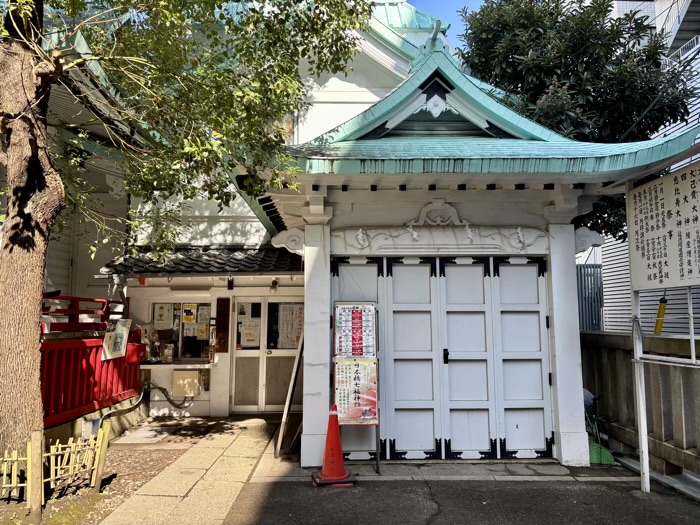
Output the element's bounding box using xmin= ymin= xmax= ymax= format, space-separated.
xmin=408 ymin=0 xmax=484 ymax=44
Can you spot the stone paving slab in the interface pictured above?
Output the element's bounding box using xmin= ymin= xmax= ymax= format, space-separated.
xmin=100 ymin=495 xmax=181 ymax=525
xmin=136 ymin=467 xmax=206 ymax=496
xmin=193 ymin=432 xmax=240 ymax=449
xmin=167 ymin=518 xmax=223 ymax=525
xmin=167 ymin=481 xmax=244 ymax=521
xmin=169 ymin=446 xmax=225 ymax=470
xmin=493 ymin=475 xmax=576 ymax=481
xmin=251 ymin=454 xmax=310 ymax=479
xmin=573 ymin=476 xmax=639 ymax=482
xmin=204 ymin=455 xmax=259 ymax=483
xmin=224 ymin=436 xmax=271 ymax=457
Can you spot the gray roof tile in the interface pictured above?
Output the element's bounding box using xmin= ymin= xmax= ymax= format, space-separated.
xmin=102 ymin=246 xmax=302 ymax=276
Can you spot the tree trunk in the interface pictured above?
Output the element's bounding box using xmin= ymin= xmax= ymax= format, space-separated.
xmin=0 ymin=39 xmax=65 ymax=453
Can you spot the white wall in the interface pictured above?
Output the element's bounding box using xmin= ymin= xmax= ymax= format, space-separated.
xmin=133 ymin=193 xmax=269 ymax=247
xmin=296 ymin=39 xmax=407 ymax=145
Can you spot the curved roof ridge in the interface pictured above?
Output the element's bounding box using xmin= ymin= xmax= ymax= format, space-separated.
xmin=305 ymin=37 xmax=572 ymax=146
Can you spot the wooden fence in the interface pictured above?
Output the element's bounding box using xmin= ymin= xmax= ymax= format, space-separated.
xmin=581 ymin=332 xmax=700 ymax=474
xmin=0 ymin=421 xmax=111 ymax=522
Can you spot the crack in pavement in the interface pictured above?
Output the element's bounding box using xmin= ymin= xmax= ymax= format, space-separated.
xmin=425 ymin=480 xmax=444 ymax=525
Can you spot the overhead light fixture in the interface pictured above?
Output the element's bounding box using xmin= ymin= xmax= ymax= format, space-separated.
xmin=270 ymin=278 xmax=279 ymax=294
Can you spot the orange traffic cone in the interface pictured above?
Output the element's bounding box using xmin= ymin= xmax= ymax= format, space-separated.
xmin=311 ymin=405 xmax=356 ymax=488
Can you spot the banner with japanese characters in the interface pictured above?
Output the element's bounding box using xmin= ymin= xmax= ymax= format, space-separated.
xmin=334 ymin=358 xmax=378 ymax=425
xmin=334 ymin=303 xmax=376 ymax=357
xmin=627 ymin=162 xmax=700 ymax=291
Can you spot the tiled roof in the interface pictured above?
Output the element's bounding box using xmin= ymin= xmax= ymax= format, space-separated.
xmin=101 ymin=246 xmax=302 ymax=276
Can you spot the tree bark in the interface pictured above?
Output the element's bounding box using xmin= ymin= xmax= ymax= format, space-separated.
xmin=0 ymin=39 xmax=65 ymax=453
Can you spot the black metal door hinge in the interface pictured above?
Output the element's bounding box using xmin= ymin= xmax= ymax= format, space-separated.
xmin=545 ymin=315 xmax=550 ymax=329
xmin=548 ymin=372 xmax=552 ymax=387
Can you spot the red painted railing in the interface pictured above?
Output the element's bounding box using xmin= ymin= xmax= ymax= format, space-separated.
xmin=41 ymin=296 xmax=125 ymax=333
xmin=41 ymin=339 xmax=144 ymax=428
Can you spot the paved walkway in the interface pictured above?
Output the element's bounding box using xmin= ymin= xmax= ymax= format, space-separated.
xmin=101 ymin=419 xmax=273 ymax=525
xmin=99 ymin=419 xmax=700 ymax=525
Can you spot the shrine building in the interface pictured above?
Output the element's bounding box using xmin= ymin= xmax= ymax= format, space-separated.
xmin=101 ymin=2 xmax=700 ymax=467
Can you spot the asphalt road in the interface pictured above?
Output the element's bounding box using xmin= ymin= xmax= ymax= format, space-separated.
xmin=225 ymin=479 xmax=700 ymax=525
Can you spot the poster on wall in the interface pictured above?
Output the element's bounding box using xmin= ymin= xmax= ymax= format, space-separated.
xmin=334 ymin=358 xmax=378 ymax=425
xmin=334 ymin=303 xmax=376 ymax=357
xmin=183 ymin=323 xmax=197 ymax=337
xmin=102 ymin=319 xmax=132 ymax=360
xmin=153 ymin=303 xmax=174 ymax=330
xmin=197 ymin=305 xmax=211 ymax=324
xmin=183 ymin=304 xmax=198 ymax=323
xmin=237 ymin=302 xmax=252 ymax=317
xmin=627 ymin=162 xmax=700 ymax=291
xmin=279 ymin=304 xmax=304 ymax=349
xmin=241 ymin=318 xmax=261 ymax=348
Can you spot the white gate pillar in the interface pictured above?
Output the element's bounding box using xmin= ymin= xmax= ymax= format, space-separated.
xmin=300 ymin=223 xmax=332 ymax=467
xmin=547 ymin=224 xmax=589 ymax=465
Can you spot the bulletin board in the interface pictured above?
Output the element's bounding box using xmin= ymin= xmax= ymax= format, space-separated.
xmin=333 ymin=302 xmax=381 ymax=472
xmin=627 ymin=165 xmax=700 ymax=291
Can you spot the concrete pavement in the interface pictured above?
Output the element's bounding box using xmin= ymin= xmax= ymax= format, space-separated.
xmin=98 ymin=418 xmax=700 ymax=525
xmin=226 ymin=479 xmax=700 ymax=525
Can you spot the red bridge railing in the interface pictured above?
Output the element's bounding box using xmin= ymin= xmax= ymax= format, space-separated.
xmin=40 ymin=339 xmax=144 ymax=428
xmin=41 ymin=295 xmax=125 ymax=333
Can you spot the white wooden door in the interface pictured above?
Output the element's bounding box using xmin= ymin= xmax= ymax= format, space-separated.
xmin=385 ymin=257 xmax=442 ymax=459
xmin=438 ymin=257 xmax=498 ymax=459
xmin=384 ymin=255 xmax=553 ymax=460
xmin=492 ymin=257 xmax=553 ymax=458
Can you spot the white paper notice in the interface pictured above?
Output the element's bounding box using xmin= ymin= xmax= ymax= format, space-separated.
xmin=627 ymin=163 xmax=700 ymax=291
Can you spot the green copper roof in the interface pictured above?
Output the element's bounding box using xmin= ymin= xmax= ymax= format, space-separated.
xmin=372 ymin=1 xmax=449 ymax=33
xmin=291 ymin=129 xmax=700 ymax=180
xmin=291 ymin=36 xmax=700 ymax=181
xmin=309 ymin=38 xmax=570 ymax=145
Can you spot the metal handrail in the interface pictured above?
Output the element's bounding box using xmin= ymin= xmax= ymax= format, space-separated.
xmin=661 ymin=0 xmax=693 ymax=50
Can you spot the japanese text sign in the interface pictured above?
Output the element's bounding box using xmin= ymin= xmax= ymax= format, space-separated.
xmin=627 ymin=163 xmax=700 ymax=290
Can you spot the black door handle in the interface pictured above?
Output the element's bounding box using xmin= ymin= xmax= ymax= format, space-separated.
xmin=443 ymin=348 xmax=449 ymax=364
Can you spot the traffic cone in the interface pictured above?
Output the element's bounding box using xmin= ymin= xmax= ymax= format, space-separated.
xmin=311 ymin=405 xmax=356 ymax=488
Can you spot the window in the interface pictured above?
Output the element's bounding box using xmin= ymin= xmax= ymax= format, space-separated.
xmin=152 ymin=302 xmax=212 ymax=361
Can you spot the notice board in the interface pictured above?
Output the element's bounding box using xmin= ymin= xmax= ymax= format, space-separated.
xmin=627 ymin=162 xmax=700 ymax=291
xmin=333 ymin=302 xmax=378 ymax=425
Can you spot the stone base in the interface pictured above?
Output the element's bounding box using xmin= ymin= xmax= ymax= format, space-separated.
xmin=556 ymin=431 xmax=590 ymax=466
xmin=300 ymin=433 xmax=326 ymax=467
xmin=45 ymin=395 xmax=148 ymax=442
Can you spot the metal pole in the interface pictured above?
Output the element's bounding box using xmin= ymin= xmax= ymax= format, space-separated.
xmin=632 ymin=290 xmax=650 ymax=493
xmin=688 ymin=287 xmax=696 ymax=364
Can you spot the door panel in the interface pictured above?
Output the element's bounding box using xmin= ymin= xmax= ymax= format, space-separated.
xmin=339 ymin=255 xmax=553 ymax=460
xmin=331 ymin=259 xmax=382 ymax=456
xmin=230 ymin=299 xmax=303 ymax=412
xmin=439 ymin=257 xmax=496 ymax=459
xmin=234 ymin=357 xmax=259 ymax=406
xmin=493 ymin=258 xmax=552 ymax=458
xmin=386 ymin=258 xmax=441 ymax=459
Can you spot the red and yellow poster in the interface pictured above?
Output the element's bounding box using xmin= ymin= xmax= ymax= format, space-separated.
xmin=334 ymin=358 xmax=378 ymax=425
xmin=334 ymin=304 xmax=376 ymax=358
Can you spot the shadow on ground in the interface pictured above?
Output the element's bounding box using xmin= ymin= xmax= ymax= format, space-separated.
xmin=225 ymin=479 xmax=700 ymax=525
